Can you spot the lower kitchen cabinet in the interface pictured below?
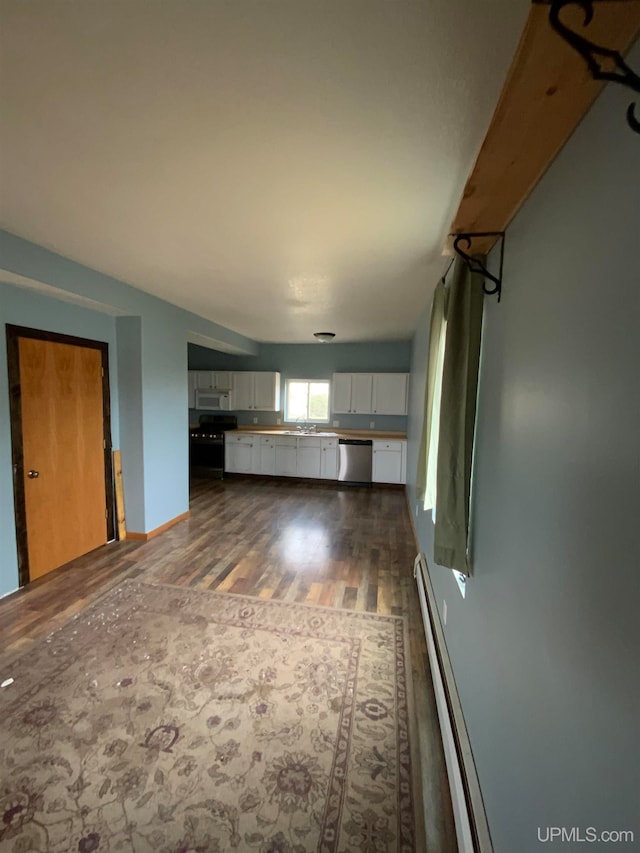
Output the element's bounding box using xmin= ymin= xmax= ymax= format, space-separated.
xmin=275 ymin=437 xmax=298 ymax=477
xmin=226 ymin=433 xmax=405 ymax=483
xmin=259 ymin=436 xmax=276 ymax=475
xmin=320 ymin=438 xmax=338 ymax=479
xmin=297 ymin=438 xmax=321 ymax=478
xmin=225 ymin=434 xmax=259 ymax=474
xmin=372 ymin=440 xmax=407 ymax=484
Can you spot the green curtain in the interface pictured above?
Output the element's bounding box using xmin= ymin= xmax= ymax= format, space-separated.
xmin=416 ymin=278 xmax=447 ymax=503
xmin=434 ymin=256 xmax=484 ymax=574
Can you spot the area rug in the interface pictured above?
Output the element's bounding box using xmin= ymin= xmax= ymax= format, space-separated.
xmin=0 ymin=580 xmax=419 ymax=853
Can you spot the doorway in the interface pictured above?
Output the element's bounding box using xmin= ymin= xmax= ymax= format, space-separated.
xmin=6 ymin=325 xmax=115 ymax=585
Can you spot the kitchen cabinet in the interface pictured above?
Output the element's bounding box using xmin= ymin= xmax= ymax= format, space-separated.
xmin=297 ymin=437 xmax=321 ymax=478
xmin=231 ymin=372 xmax=281 ymax=411
xmin=320 ymin=438 xmax=338 ymax=479
xmin=332 ymin=373 xmax=408 ymax=416
xmin=188 ymin=371 xmax=231 ymax=407
xmin=226 ymin=432 xmax=404 ymax=483
xmin=332 ymin=373 xmax=373 ymax=414
xmin=225 ymin=433 xmax=259 ymax=474
xmin=372 ymin=440 xmax=407 ymax=484
xmin=188 ymin=371 xmax=232 ymax=407
xmin=259 ymin=436 xmax=276 ymax=475
xmin=275 ymin=436 xmax=298 ymax=476
xmin=372 ymin=373 xmax=408 ymax=416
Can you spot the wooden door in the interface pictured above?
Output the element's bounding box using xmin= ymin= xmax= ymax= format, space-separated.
xmin=19 ymin=337 xmax=108 ymax=579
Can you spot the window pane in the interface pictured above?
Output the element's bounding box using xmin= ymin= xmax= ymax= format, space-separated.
xmin=308 ymin=382 xmax=329 ymax=420
xmin=286 ymin=381 xmax=309 ymax=421
xmin=285 ymin=380 xmax=330 ymax=422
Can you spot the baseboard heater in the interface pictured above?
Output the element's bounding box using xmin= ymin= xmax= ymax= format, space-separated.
xmin=413 ymin=552 xmax=493 ymax=853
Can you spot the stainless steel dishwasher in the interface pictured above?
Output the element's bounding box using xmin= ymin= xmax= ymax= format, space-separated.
xmin=338 ymin=438 xmax=373 ymax=483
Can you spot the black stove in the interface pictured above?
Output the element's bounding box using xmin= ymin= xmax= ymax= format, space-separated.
xmin=190 ymin=414 xmax=237 ymax=479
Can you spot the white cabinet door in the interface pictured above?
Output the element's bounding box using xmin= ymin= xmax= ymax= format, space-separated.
xmin=332 ymin=374 xmax=352 ymax=414
xmin=332 ymin=373 xmax=373 ymax=414
xmin=372 ymin=440 xmax=405 ymax=484
xmin=320 ymin=439 xmax=338 ymax=479
xmin=213 ymin=371 xmax=232 ymax=391
xmin=351 ymin=374 xmax=373 ymax=414
xmin=253 ymin=372 xmax=281 ymax=411
xmin=195 ymin=371 xmax=215 ymax=390
xmin=225 ymin=443 xmax=241 ymax=473
xmin=275 ymin=443 xmax=297 ymax=477
xmin=230 ymin=372 xmax=281 ymax=411
xmin=297 ymin=439 xmax=321 ymax=478
xmin=231 ymin=372 xmax=254 ymax=410
xmin=226 ymin=434 xmax=258 ymax=473
xmin=372 ymin=374 xmax=408 ymax=415
xmin=260 ymin=437 xmax=276 ymax=475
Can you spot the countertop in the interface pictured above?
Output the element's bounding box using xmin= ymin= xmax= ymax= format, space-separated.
xmin=225 ymin=427 xmax=407 ymax=440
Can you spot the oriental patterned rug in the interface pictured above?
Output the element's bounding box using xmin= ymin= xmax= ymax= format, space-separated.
xmin=0 ymin=580 xmax=420 ymax=853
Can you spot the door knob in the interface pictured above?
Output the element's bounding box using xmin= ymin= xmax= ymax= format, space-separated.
xmin=27 ymin=470 xmax=40 ymax=479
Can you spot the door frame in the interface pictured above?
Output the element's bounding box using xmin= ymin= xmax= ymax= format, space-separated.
xmin=6 ymin=324 xmax=116 ymax=586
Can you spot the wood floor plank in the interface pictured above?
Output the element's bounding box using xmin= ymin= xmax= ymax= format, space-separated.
xmin=1 ymin=475 xmax=456 ymax=852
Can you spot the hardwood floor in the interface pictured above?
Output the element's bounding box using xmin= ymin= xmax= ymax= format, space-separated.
xmin=0 ymin=475 xmax=457 ymax=852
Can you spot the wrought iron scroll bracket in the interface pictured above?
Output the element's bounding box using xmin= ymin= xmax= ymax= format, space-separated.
xmin=548 ymin=0 xmax=640 ymax=134
xmin=451 ymin=232 xmax=505 ymax=302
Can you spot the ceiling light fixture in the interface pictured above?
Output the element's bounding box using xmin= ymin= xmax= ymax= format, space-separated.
xmin=313 ymin=332 xmax=336 ymax=343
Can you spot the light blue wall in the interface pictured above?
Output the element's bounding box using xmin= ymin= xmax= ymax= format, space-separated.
xmin=116 ymin=316 xmax=145 ymax=533
xmin=406 ymin=43 xmax=640 ymax=852
xmin=0 ymin=283 xmax=119 ymax=595
xmin=189 ymin=340 xmax=412 ymax=430
xmin=0 ymin=231 xmax=257 ymax=594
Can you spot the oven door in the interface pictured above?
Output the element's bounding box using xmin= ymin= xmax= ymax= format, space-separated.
xmin=190 ymin=434 xmax=225 ymax=478
xmin=195 ymin=390 xmax=231 ymax=410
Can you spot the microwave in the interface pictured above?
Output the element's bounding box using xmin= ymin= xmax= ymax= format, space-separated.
xmin=195 ymin=389 xmax=231 ymax=410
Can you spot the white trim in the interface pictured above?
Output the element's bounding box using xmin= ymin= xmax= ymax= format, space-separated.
xmin=0 ymin=586 xmax=20 ymax=600
xmin=414 ymin=552 xmax=493 ymax=853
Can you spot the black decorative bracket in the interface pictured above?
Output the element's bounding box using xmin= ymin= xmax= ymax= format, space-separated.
xmin=548 ymin=0 xmax=640 ymax=134
xmin=451 ymin=232 xmax=505 ymax=302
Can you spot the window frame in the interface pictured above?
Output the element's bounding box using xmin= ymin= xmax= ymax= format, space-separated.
xmin=284 ymin=378 xmax=331 ymax=424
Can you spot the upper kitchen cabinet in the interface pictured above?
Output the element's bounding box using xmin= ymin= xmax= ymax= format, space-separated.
xmin=371 ymin=373 xmax=408 ymax=416
xmin=231 ymin=371 xmax=281 ymax=411
xmin=188 ymin=371 xmax=232 ymax=406
xmin=332 ymin=373 xmax=408 ymax=416
xmin=332 ymin=373 xmax=373 ymax=414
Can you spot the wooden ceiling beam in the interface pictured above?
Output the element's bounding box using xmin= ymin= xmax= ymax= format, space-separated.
xmin=448 ymin=1 xmax=640 ymax=256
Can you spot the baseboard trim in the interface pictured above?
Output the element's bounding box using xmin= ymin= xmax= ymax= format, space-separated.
xmin=126 ymin=510 xmax=190 ymax=541
xmin=404 ymin=490 xmax=493 ymax=853
xmin=405 ymin=489 xmax=493 ymax=853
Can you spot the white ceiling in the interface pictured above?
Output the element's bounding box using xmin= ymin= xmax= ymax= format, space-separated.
xmin=0 ymin=0 xmax=530 ymax=343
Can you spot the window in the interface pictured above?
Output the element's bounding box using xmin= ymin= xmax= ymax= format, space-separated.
xmin=285 ymin=379 xmax=330 ymax=423
xmin=417 ymin=256 xmax=484 ymax=576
